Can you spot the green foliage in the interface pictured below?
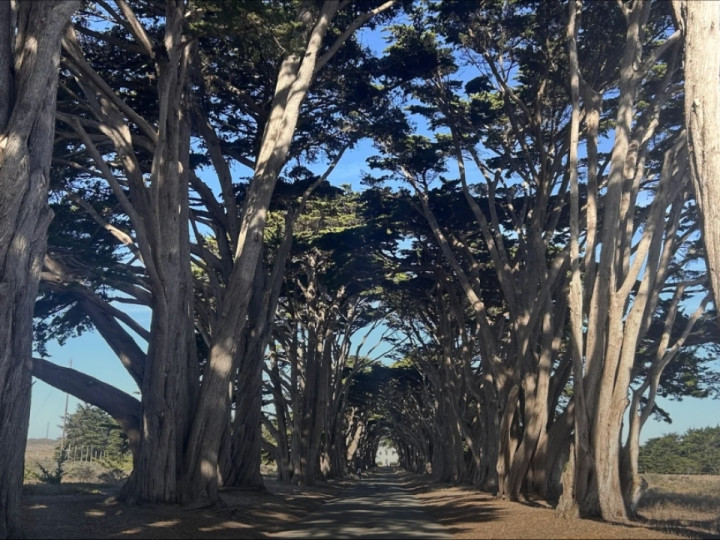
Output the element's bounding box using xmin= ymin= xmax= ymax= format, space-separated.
xmin=35 ymin=446 xmax=69 ymax=485
xmin=63 ymin=404 xmax=131 ymax=464
xmin=639 ymin=426 xmax=720 ymax=474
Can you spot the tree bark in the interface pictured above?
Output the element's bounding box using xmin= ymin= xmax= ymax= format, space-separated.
xmin=562 ymin=0 xmax=688 ymax=520
xmin=117 ymin=0 xmax=197 ymax=504
xmin=674 ymin=0 xmax=720 ymax=315
xmin=560 ymin=0 xmax=593 ymax=517
xmin=181 ymin=2 xmax=340 ymax=500
xmin=0 ymin=2 xmax=78 ymax=537
xmin=56 ymin=0 xmax=197 ymax=504
xmin=223 ymin=255 xmax=267 ymax=490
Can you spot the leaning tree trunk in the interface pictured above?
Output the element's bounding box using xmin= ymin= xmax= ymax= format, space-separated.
xmin=674 ymin=0 xmax=720 ymax=314
xmin=181 ymin=2 xmax=342 ymax=502
xmin=223 ymin=256 xmax=268 ymax=490
xmin=225 ymin=177 xmax=323 ymax=488
xmin=0 ymin=2 xmax=78 ymax=537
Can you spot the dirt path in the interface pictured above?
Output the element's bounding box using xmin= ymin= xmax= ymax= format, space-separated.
xmin=268 ymin=471 xmax=450 ymax=538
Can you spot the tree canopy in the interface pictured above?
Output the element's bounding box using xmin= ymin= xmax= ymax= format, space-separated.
xmin=2 ymin=1 xmax=720 ymax=537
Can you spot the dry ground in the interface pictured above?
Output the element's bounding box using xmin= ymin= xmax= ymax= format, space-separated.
xmin=22 ymin=441 xmax=719 ymax=539
xmin=21 ymin=472 xmax=720 ymax=539
xmin=21 ymin=478 xmax=349 ymax=539
xmin=401 ymin=473 xmax=719 ymax=540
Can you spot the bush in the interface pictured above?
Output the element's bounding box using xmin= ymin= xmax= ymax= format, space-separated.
xmin=99 ymin=468 xmax=128 ymax=483
xmin=35 ymin=446 xmax=68 ymax=484
xmin=640 ymin=426 xmax=720 ymax=474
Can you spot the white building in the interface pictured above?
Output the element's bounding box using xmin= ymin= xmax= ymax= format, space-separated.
xmin=375 ymin=439 xmax=398 ymax=467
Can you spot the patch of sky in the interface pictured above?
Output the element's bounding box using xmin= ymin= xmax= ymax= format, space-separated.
xmin=29 ymin=330 xmax=141 ymax=439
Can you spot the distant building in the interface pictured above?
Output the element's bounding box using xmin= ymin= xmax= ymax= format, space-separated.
xmin=375 ymin=439 xmax=398 ymax=467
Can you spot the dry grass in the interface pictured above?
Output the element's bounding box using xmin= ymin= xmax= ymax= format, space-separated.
xmin=25 ymin=439 xmax=129 ymax=485
xmin=637 ymin=474 xmax=720 ymax=537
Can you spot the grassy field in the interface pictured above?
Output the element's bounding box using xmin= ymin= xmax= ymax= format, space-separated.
xmin=638 ymin=473 xmax=720 ymax=537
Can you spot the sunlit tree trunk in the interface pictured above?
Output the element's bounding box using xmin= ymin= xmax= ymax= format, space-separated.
xmin=673 ymin=0 xmax=720 ymax=314
xmin=560 ymin=0 xmax=593 ymax=517
xmin=58 ymin=0 xmax=198 ymax=503
xmin=562 ymin=0 xmax=687 ymax=521
xmin=114 ymin=2 xmax=197 ymax=504
xmin=181 ymin=0 xmax=403 ymax=499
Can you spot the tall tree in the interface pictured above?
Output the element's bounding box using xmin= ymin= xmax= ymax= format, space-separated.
xmin=561 ymin=0 xmax=711 ymax=521
xmin=671 ymin=1 xmax=720 ymax=315
xmin=369 ymin=3 xmax=575 ymax=499
xmin=60 ymin=0 xmax=198 ymax=504
xmin=0 ymin=2 xmax=78 ymax=537
xmin=63 ymin=403 xmax=131 ymax=462
xmin=34 ymin=0 xmax=398 ymax=505
xmin=181 ymin=0 xmax=397 ymax=501
xmin=264 ymin=188 xmax=390 ymax=484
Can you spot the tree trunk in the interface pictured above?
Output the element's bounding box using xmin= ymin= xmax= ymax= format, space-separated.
xmin=226 ymin=349 xmax=265 ymax=489
xmin=268 ymin=345 xmax=293 ymax=482
xmin=675 ymin=0 xmax=720 ymax=315
xmin=223 ymin=324 xmax=265 ymax=490
xmin=507 ymin=295 xmax=565 ymax=500
xmin=561 ymin=0 xmax=597 ymax=517
xmin=560 ymin=0 xmax=686 ymax=521
xmin=0 ymin=2 xmax=78 ymax=537
xmin=119 ymin=2 xmax=197 ymax=504
xmin=478 ymin=378 xmax=500 ymax=492
xmin=226 ymin=178 xmax=324 ymax=487
xmin=56 ymin=1 xmax=197 ymax=504
xmin=224 ymin=257 xmax=268 ymax=490
xmin=496 ymin=384 xmax=520 ymax=499
xmin=181 ymin=2 xmax=341 ymax=500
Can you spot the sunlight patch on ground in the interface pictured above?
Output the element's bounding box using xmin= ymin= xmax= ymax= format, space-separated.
xmin=149 ymin=519 xmax=181 ymax=528
xmin=199 ymin=521 xmax=255 ymax=532
xmin=85 ymin=510 xmax=106 ymax=517
xmin=254 ymin=510 xmax=300 ymax=520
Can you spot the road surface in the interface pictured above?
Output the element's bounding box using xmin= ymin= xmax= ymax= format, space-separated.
xmin=269 ymin=470 xmax=451 ymax=539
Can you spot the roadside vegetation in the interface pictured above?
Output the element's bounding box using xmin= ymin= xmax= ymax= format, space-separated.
xmin=639 ymin=474 xmax=720 ymax=536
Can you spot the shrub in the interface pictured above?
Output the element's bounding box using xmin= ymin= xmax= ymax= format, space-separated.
xmin=35 ymin=446 xmax=68 ymax=484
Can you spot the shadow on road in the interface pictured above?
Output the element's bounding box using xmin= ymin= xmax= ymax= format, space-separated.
xmin=268 ymin=470 xmax=452 ymax=539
